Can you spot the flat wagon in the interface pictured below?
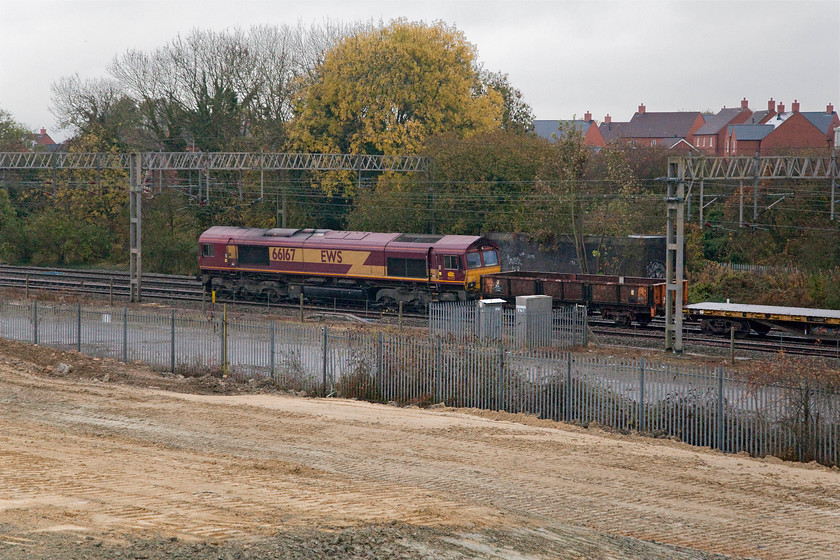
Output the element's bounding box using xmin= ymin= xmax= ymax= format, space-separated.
xmin=686 ymin=302 xmax=840 ymax=339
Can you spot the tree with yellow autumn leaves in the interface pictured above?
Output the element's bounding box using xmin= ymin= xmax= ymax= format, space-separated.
xmin=289 ymin=19 xmax=507 ymax=195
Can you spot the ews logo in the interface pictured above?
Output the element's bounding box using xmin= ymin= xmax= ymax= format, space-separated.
xmin=320 ymin=250 xmax=342 ymax=263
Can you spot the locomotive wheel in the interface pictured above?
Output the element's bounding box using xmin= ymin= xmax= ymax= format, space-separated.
xmin=262 ymin=288 xmax=284 ymax=304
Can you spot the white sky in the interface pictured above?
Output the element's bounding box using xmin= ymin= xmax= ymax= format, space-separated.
xmin=1 ymin=0 xmax=838 ymax=142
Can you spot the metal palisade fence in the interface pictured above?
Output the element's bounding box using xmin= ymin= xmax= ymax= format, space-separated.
xmin=428 ymin=301 xmax=588 ymax=348
xmin=0 ymin=298 xmax=838 ymax=466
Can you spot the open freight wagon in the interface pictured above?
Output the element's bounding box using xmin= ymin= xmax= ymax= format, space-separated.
xmin=481 ymin=271 xmax=687 ymax=327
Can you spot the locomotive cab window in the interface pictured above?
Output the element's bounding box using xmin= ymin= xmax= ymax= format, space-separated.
xmin=482 ymin=250 xmax=498 ymax=267
xmin=238 ymin=245 xmax=270 ymax=266
xmin=466 ymin=252 xmax=482 ymax=269
xmin=443 ymin=255 xmax=461 ymax=270
xmin=201 ymin=244 xmax=215 ymax=258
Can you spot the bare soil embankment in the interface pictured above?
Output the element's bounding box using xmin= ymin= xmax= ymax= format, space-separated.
xmin=0 ymin=338 xmax=838 ymax=559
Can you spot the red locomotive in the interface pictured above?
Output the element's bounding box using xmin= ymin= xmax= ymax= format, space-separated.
xmin=198 ymin=226 xmax=501 ymax=308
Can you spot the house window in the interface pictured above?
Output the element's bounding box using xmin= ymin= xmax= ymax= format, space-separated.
xmin=443 ymin=255 xmax=461 ymax=270
xmin=201 ymin=244 xmax=215 ymax=258
xmin=710 ymin=137 xmax=714 ymax=147
xmin=651 ymin=139 xmax=656 ymax=146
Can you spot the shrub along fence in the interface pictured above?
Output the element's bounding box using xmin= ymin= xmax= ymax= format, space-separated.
xmin=0 ymin=298 xmax=837 ymax=466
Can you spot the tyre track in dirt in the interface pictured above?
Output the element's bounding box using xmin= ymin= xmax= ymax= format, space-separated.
xmin=1 ymin=356 xmax=839 ymax=559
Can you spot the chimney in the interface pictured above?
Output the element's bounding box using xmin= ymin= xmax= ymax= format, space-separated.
xmin=638 ymin=103 xmax=646 ymax=115
xmin=777 ymin=102 xmax=785 ymax=113
xmin=740 ymin=97 xmax=749 ymax=110
xmin=40 ymin=128 xmax=46 ymax=135
xmin=604 ymin=114 xmax=612 ymax=124
xmin=584 ymin=111 xmax=592 ymax=122
xmin=791 ymin=100 xmax=800 ymax=113
xmin=827 ymin=103 xmax=834 ymax=114
xmin=768 ymin=98 xmax=775 ymax=112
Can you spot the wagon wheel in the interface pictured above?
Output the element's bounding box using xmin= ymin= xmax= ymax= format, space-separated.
xmin=613 ymin=313 xmax=632 ymax=328
xmin=750 ymin=322 xmax=771 ymax=336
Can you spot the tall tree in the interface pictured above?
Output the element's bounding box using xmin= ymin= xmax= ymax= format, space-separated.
xmin=289 ymin=19 xmax=505 ymax=195
xmin=477 ymin=69 xmax=535 ymax=134
xmin=0 ymin=107 xmax=34 ymax=151
xmin=532 ymin=122 xmax=592 ymax=273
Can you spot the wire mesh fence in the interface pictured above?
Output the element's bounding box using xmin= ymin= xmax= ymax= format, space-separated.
xmin=0 ymin=298 xmax=837 ymax=466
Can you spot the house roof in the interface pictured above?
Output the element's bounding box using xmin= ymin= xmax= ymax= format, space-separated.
xmin=763 ymin=112 xmax=793 ymax=129
xmin=744 ymin=110 xmax=770 ymax=124
xmin=532 ymin=119 xmax=595 ymax=141
xmin=801 ymin=112 xmax=839 ymax=134
xmin=695 ymin=108 xmax=744 ymax=135
xmin=598 ymin=121 xmax=629 ymax=143
xmin=623 ymin=111 xmax=704 ymax=138
xmin=729 ymin=124 xmax=773 ymax=141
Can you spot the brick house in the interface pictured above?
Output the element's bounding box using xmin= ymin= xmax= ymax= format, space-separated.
xmin=597 ymin=114 xmax=628 ymax=144
xmin=693 ymin=98 xmax=753 ymax=156
xmin=599 ymin=104 xmax=706 ymax=149
xmin=533 ymin=112 xmax=605 ymax=149
xmin=31 ymin=128 xmax=61 ymax=152
xmin=725 ymin=101 xmax=839 ymax=155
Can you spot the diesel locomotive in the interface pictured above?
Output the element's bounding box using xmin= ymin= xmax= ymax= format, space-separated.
xmin=198 ymin=226 xmax=501 ymax=308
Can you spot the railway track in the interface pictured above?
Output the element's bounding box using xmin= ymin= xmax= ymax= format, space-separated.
xmin=1 ymin=264 xmax=837 ymax=359
xmin=0 ymin=264 xmax=424 ymax=322
xmin=590 ymin=318 xmax=840 ymax=360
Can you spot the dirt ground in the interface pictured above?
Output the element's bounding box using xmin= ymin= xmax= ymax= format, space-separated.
xmin=0 ymin=338 xmax=838 ymax=559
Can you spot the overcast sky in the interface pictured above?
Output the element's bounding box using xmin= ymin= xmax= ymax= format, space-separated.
xmin=1 ymin=0 xmax=838 ymax=142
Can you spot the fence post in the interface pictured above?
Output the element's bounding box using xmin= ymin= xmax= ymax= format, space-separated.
xmin=582 ymin=307 xmax=589 ymax=347
xmin=497 ymin=343 xmax=505 ymax=411
xmin=221 ymin=304 xmax=228 ymax=375
xmin=299 ymin=293 xmax=304 ymax=322
xmin=565 ymin=352 xmax=572 ymax=423
xmin=270 ymin=320 xmax=275 ymax=380
xmin=639 ymin=358 xmax=645 ymax=433
xmin=377 ymin=331 xmax=384 ymax=392
xmin=435 ymin=338 xmax=443 ymax=404
xmin=32 ymin=300 xmax=38 ymax=345
xmin=322 ymin=325 xmax=328 ymax=396
xmin=170 ymin=309 xmax=176 ymax=373
xmin=77 ymin=303 xmax=82 ymax=353
xmin=716 ymin=366 xmax=725 ymax=452
xmin=122 ymin=307 xmax=127 ymax=363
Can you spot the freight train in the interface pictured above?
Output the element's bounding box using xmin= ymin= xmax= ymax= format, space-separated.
xmin=198 ymin=226 xmax=501 ymax=309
